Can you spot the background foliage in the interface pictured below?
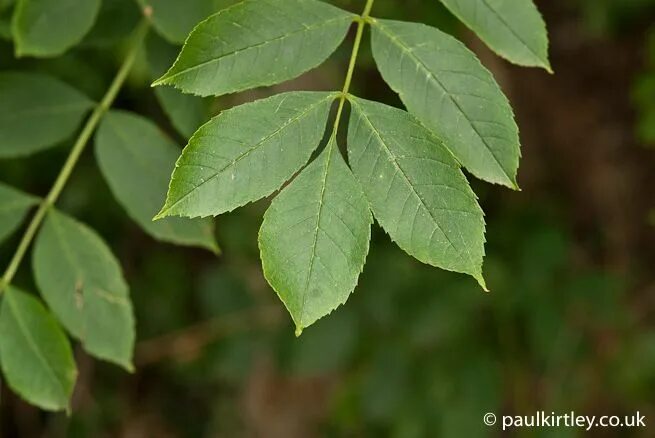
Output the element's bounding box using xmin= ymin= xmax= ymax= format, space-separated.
xmin=0 ymin=0 xmax=654 ymax=436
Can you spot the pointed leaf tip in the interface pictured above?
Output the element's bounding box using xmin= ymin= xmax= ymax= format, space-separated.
xmin=475 ymin=274 xmax=489 ymax=292
xmin=151 ymin=76 xmax=166 ymax=88
xmin=152 ymin=210 xmax=166 ymax=221
xmin=438 ymin=0 xmax=550 ymax=71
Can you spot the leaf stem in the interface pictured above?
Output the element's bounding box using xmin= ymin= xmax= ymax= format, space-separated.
xmin=0 ymin=20 xmax=150 ymax=295
xmin=332 ymin=0 xmax=375 ymax=135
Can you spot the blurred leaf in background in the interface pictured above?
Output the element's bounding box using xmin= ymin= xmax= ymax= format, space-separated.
xmin=0 ymin=0 xmax=654 ymax=436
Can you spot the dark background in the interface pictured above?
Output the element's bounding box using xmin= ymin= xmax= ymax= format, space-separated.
xmin=1 ymin=0 xmax=654 ymax=436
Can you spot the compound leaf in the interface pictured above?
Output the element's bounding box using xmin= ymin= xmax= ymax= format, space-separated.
xmin=12 ymin=0 xmax=101 ymax=57
xmin=259 ymin=138 xmax=372 ymax=334
xmin=32 ymin=210 xmax=135 ymax=370
xmin=156 ymin=91 xmax=337 ymax=219
xmin=0 ymin=182 xmax=38 ymax=245
xmin=438 ymin=0 xmax=551 ymax=71
xmin=371 ymin=19 xmax=520 ymax=188
xmin=147 ymin=34 xmax=212 ymax=138
xmin=0 ymin=72 xmax=93 ymax=158
xmin=153 ymin=0 xmax=355 ymax=96
xmin=0 ymin=287 xmax=77 ymax=411
xmin=95 ymin=111 xmax=218 ymax=252
xmin=347 ymin=97 xmax=486 ymax=287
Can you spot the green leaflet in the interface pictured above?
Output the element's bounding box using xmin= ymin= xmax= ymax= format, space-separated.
xmin=138 ymin=0 xmax=235 ymax=45
xmin=259 ymin=138 xmax=372 ymax=334
xmin=0 ymin=72 xmax=93 ymax=158
xmin=32 ymin=210 xmax=135 ymax=371
xmin=153 ymin=0 xmax=356 ymax=97
xmin=156 ymin=91 xmax=338 ymax=219
xmin=347 ymin=97 xmax=486 ymax=287
xmin=0 ymin=182 xmax=38 ymax=245
xmin=146 ymin=34 xmax=212 ymax=138
xmin=12 ymin=0 xmax=101 ymax=57
xmin=438 ymin=0 xmax=551 ymax=71
xmin=0 ymin=287 xmax=77 ymax=411
xmin=370 ymin=18 xmax=521 ymax=188
xmin=95 ymin=111 xmax=218 ymax=252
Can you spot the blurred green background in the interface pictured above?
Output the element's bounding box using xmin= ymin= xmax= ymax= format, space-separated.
xmin=1 ymin=0 xmax=655 ymax=436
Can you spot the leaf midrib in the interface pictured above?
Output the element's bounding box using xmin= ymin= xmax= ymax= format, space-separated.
xmin=351 ymin=100 xmax=473 ymax=269
xmin=297 ymin=144 xmax=334 ymax=326
xmin=159 ymin=14 xmax=353 ymax=83
xmin=49 ymin=213 xmax=89 ymax=339
xmin=48 ymin=213 xmax=127 ymax=333
xmin=0 ymin=102 xmax=90 ymax=121
xmin=161 ymin=93 xmax=336 ymax=216
xmin=4 ymin=293 xmax=69 ymax=405
xmin=100 ymin=118 xmax=182 ymax=238
xmin=476 ymin=0 xmax=545 ymax=64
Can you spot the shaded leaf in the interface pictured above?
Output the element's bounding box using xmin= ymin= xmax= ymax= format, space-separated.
xmin=12 ymin=0 xmax=101 ymax=57
xmin=438 ymin=0 xmax=551 ymax=71
xmin=147 ymin=34 xmax=212 ymax=138
xmin=347 ymin=97 xmax=486 ymax=286
xmin=95 ymin=110 xmax=218 ymax=252
xmin=371 ymin=19 xmax=520 ymax=188
xmin=153 ymin=0 xmax=355 ymax=96
xmin=0 ymin=181 xmax=38 ymax=245
xmin=82 ymin=0 xmax=141 ymax=47
xmin=0 ymin=72 xmax=93 ymax=157
xmin=0 ymin=287 xmax=77 ymax=411
xmin=259 ymin=138 xmax=372 ymax=334
xmin=32 ymin=210 xmax=135 ymax=370
xmin=138 ymin=0 xmax=233 ymax=44
xmin=157 ymin=91 xmax=337 ymax=219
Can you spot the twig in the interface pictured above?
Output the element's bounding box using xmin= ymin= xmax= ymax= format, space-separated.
xmin=135 ymin=304 xmax=285 ymax=367
xmin=0 ymin=19 xmax=150 ymax=295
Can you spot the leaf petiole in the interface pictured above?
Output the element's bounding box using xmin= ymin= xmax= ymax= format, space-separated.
xmin=332 ymin=0 xmax=375 ymax=137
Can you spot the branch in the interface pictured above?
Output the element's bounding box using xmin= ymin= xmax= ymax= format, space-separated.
xmin=0 ymin=20 xmax=150 ymax=295
xmin=135 ymin=304 xmax=285 ymax=367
